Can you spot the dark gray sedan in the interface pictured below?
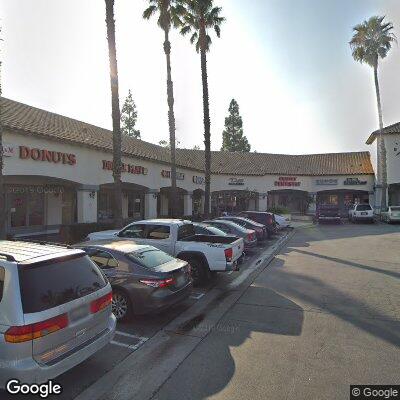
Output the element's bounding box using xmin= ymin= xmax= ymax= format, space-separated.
xmin=76 ymin=240 xmax=192 ymax=321
xmin=203 ymin=220 xmax=257 ymax=250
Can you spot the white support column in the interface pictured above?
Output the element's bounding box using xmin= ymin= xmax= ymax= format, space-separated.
xmin=77 ymin=185 xmax=99 ymax=223
xmin=369 ymin=191 xmax=376 ymax=210
xmin=258 ymin=193 xmax=268 ymax=212
xmin=308 ymin=192 xmax=317 ymax=214
xmin=184 ymin=192 xmax=193 ymax=217
xmin=144 ymin=190 xmax=158 ymax=219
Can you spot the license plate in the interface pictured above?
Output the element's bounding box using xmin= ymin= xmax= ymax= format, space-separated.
xmin=361 ymin=212 xmax=367 ymax=215
xmin=69 ymin=304 xmax=89 ymax=322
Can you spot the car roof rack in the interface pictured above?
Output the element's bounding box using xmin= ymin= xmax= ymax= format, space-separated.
xmin=11 ymin=238 xmax=72 ymax=249
xmin=0 ymin=252 xmax=16 ymax=262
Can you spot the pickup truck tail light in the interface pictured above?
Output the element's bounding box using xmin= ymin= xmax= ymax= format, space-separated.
xmin=5 ymin=313 xmax=69 ymax=343
xmin=91 ymin=292 xmax=113 ymax=314
xmin=247 ymin=232 xmax=255 ymax=241
xmin=140 ymin=278 xmax=175 ymax=288
xmin=224 ymin=247 xmax=233 ymax=262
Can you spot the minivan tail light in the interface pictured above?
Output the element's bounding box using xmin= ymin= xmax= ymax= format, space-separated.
xmin=140 ymin=278 xmax=175 ymax=288
xmin=5 ymin=313 xmax=69 ymax=343
xmin=224 ymin=247 xmax=233 ymax=262
xmin=267 ymin=215 xmax=273 ymax=224
xmin=90 ymin=292 xmax=113 ymax=314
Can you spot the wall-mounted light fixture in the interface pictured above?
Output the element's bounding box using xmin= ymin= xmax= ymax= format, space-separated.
xmin=89 ymin=191 xmax=96 ymax=199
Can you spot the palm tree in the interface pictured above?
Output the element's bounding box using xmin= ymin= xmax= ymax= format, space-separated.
xmin=180 ymin=0 xmax=225 ymax=218
xmin=105 ymin=0 xmax=123 ymax=227
xmin=350 ymin=16 xmax=396 ymax=211
xmin=0 ymin=28 xmax=5 ymax=239
xmin=143 ymin=0 xmax=185 ymax=218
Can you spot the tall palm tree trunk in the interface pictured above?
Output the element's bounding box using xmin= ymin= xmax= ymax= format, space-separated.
xmin=163 ymin=29 xmax=178 ymax=218
xmin=373 ymin=64 xmax=387 ymax=210
xmin=105 ymin=0 xmax=123 ymax=228
xmin=0 ymin=95 xmax=5 ymax=239
xmin=200 ymin=24 xmax=211 ymax=218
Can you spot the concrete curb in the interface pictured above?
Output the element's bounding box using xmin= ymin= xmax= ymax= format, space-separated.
xmin=74 ymin=230 xmax=296 ymax=400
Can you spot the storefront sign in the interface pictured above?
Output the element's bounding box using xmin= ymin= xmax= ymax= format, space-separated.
xmin=161 ymin=170 xmax=185 ymax=180
xmin=7 ymin=186 xmax=65 ymax=194
xmin=102 ymin=160 xmax=148 ymax=175
xmin=2 ymin=144 xmax=15 ymax=157
xmin=19 ymin=146 xmax=76 ymax=165
xmin=344 ymin=177 xmax=367 ymax=186
xmin=316 ymin=178 xmax=338 ymax=186
xmin=228 ymin=178 xmax=245 ymax=186
xmin=274 ymin=177 xmax=301 ymax=187
xmin=193 ymin=176 xmax=205 ymax=185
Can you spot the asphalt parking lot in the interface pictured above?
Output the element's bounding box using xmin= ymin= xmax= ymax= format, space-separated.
xmin=1 ymin=232 xmax=286 ymax=400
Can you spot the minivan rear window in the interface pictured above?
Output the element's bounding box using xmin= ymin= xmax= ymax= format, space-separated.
xmin=356 ymin=204 xmax=372 ymax=211
xmin=0 ymin=267 xmax=4 ymax=302
xmin=127 ymin=248 xmax=175 ymax=269
xmin=19 ymin=255 xmax=107 ymax=313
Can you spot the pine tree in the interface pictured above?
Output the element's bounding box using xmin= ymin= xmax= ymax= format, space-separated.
xmin=121 ymin=89 xmax=141 ymax=139
xmin=221 ymin=99 xmax=250 ymax=152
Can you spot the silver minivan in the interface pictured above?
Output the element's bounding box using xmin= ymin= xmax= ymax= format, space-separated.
xmin=0 ymin=241 xmax=116 ymax=388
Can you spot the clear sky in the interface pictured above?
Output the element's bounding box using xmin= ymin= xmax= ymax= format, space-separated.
xmin=2 ymin=0 xmax=400 ymax=164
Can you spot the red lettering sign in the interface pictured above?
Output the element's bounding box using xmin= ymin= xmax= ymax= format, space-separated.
xmin=102 ymin=161 xmax=147 ymax=175
xmin=19 ymin=146 xmax=76 ymax=166
xmin=274 ymin=177 xmax=301 ymax=187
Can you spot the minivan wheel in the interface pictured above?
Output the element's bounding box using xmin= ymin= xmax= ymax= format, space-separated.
xmin=112 ymin=290 xmax=132 ymax=322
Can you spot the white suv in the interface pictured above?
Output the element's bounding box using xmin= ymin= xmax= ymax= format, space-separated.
xmin=348 ymin=204 xmax=374 ymax=223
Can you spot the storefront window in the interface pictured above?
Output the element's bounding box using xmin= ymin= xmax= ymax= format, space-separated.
xmin=98 ymin=192 xmax=114 ymax=221
xmin=8 ymin=189 xmax=45 ymax=228
xmin=128 ymin=194 xmax=143 ymax=219
xmin=10 ymin=193 xmax=28 ymax=228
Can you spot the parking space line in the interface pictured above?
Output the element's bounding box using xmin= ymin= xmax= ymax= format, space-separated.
xmin=190 ymin=292 xmax=205 ymax=300
xmin=115 ymin=330 xmax=144 ymax=340
xmin=110 ymin=340 xmax=134 ymax=349
xmin=111 ymin=336 xmax=149 ymax=350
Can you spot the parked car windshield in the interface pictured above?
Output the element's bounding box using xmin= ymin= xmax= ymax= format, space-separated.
xmin=356 ymin=204 xmax=372 ymax=211
xmin=390 ymin=206 xmax=400 ymax=211
xmin=19 ymin=255 xmax=107 ymax=313
xmin=127 ymin=248 xmax=175 ymax=269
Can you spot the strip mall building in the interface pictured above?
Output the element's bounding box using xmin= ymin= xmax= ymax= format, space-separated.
xmin=3 ymin=97 xmax=399 ymax=236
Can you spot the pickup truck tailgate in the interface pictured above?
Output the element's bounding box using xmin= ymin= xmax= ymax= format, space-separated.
xmin=231 ymin=238 xmax=244 ymax=261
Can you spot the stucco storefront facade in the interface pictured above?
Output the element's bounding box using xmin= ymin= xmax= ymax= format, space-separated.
xmin=2 ymin=129 xmax=376 ymax=236
xmin=1 ymin=97 xmax=382 ymax=236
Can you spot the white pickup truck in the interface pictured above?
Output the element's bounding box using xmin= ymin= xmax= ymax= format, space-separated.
xmin=86 ymin=219 xmax=244 ymax=285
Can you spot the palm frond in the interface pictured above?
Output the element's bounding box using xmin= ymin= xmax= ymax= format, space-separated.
xmin=181 ymin=25 xmax=192 ymax=36
xmin=143 ymin=5 xmax=157 ymax=20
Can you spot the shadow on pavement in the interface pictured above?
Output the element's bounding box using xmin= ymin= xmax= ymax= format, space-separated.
xmin=154 ymin=289 xmax=304 ymax=400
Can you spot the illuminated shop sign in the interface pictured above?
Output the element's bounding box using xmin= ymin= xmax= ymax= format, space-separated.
xmin=344 ymin=177 xmax=367 ymax=185
xmin=193 ymin=176 xmax=205 ymax=185
xmin=102 ymin=160 xmax=148 ymax=175
xmin=161 ymin=170 xmax=185 ymax=180
xmin=228 ymin=178 xmax=245 ymax=186
xmin=274 ymin=177 xmax=301 ymax=187
xmin=316 ymin=178 xmax=338 ymax=186
xmin=19 ymin=146 xmax=76 ymax=165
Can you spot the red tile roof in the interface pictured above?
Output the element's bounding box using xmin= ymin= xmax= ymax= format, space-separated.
xmin=2 ymin=97 xmax=374 ymax=176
